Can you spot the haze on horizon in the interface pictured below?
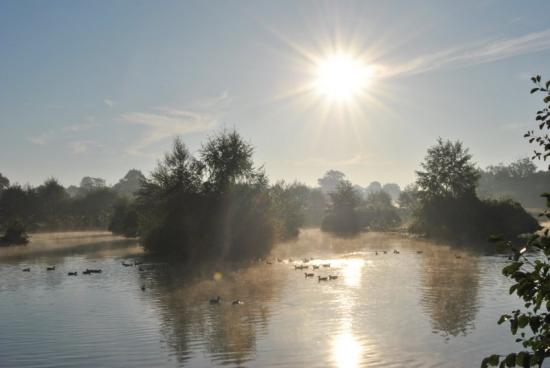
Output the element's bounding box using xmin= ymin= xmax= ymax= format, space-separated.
xmin=1 ymin=0 xmax=550 ymax=188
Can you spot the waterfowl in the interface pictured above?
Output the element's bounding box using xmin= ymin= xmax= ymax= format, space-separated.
xmin=209 ymin=296 xmax=221 ymax=304
xmin=328 ymin=275 xmax=338 ymax=280
xmin=375 ymin=251 xmax=378 ymax=255
xmin=312 ymin=265 xmax=320 ymax=270
xmin=86 ymin=269 xmax=102 ymax=274
xmin=141 ymin=285 xmax=146 ymax=292
xmin=138 ymin=267 xmax=144 ymax=272
xmin=277 ymin=258 xmax=282 ymax=263
xmin=121 ymin=262 xmax=132 ymax=267
xmin=455 ymin=255 xmax=462 ymax=259
xmin=22 ymin=268 xmax=30 ymax=272
xmin=322 ymin=263 xmax=330 ymax=268
xmin=46 ymin=266 xmax=56 ymax=271
xmin=232 ymin=299 xmax=244 ymax=305
xmin=266 ymin=260 xmax=272 ymax=265
xmin=83 ymin=270 xmax=92 ymax=275
xmin=302 ymin=258 xmax=310 ymax=263
xmin=417 ymin=251 xmax=423 ymax=254
xmin=383 ymin=251 xmax=387 ymax=254
xmin=393 ymin=250 xmax=400 ymax=254
xmin=67 ymin=272 xmax=77 ymax=276
xmin=134 ymin=261 xmax=142 ymax=266
xmin=304 ymin=272 xmax=315 ymax=278
xmin=318 ymin=276 xmax=328 ymax=282
xmin=294 ymin=265 xmax=309 ymax=270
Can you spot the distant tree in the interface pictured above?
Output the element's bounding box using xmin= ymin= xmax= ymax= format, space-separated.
xmin=0 ymin=173 xmax=9 ymax=191
xmin=0 ymin=219 xmax=29 ymax=246
xmin=35 ymin=178 xmax=69 ymax=229
xmin=303 ymin=188 xmax=327 ymax=227
xmin=321 ymin=180 xmax=361 ymax=234
xmin=365 ymin=181 xmax=382 ymax=196
xmin=398 ymin=184 xmax=419 ymax=211
xmin=270 ymin=181 xmax=306 ymax=239
xmin=112 ymin=169 xmax=146 ymax=197
xmin=0 ymin=185 xmax=35 ymax=226
xmin=318 ymin=170 xmax=346 ymax=194
xmin=109 ymin=197 xmax=139 ymax=237
xmin=382 ymin=183 xmax=401 ymax=201
xmin=361 ymin=190 xmax=401 ymax=230
xmin=416 ymin=138 xmax=480 ymax=199
xmin=80 ymin=176 xmax=106 ymax=192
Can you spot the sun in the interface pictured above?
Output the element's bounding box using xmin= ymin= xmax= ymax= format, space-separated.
xmin=313 ymin=54 xmax=373 ymax=102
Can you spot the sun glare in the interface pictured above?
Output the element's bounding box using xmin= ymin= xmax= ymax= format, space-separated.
xmin=314 ymin=54 xmax=373 ymax=102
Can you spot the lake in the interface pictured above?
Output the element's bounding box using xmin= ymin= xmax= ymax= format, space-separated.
xmin=0 ymin=229 xmax=525 ymax=367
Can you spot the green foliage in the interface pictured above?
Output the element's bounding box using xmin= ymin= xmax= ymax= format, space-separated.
xmin=0 ymin=173 xmax=9 ymax=191
xmin=321 ymin=180 xmax=362 ymax=234
xmin=136 ymin=130 xmax=299 ymax=262
xmin=108 ymin=198 xmax=139 ymax=237
xmin=412 ymin=139 xmax=536 ymax=241
xmin=483 ymin=76 xmax=550 ymax=368
xmin=112 ymin=169 xmax=146 ymax=197
xmin=416 ymin=138 xmax=480 ymax=199
xmin=360 ymin=190 xmax=401 ymax=230
xmin=0 ymin=219 xmax=29 ymax=246
xmin=318 ymin=170 xmax=346 ymax=194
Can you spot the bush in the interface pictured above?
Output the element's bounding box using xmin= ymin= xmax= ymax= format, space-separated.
xmin=0 ymin=220 xmax=29 ymax=246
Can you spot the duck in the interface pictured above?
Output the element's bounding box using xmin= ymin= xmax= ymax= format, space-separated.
xmin=322 ymin=263 xmax=331 ymax=268
xmin=46 ymin=266 xmax=56 ymax=271
xmin=455 ymin=255 xmax=462 ymax=259
xmin=417 ymin=251 xmax=423 ymax=254
xmin=383 ymin=251 xmax=387 ymax=254
xmin=209 ymin=296 xmax=221 ymax=304
xmin=302 ymin=258 xmax=310 ymax=263
xmin=141 ymin=285 xmax=146 ymax=292
xmin=312 ymin=264 xmax=320 ymax=270
xmin=277 ymin=257 xmax=283 ymax=263
xmin=22 ymin=268 xmax=30 ymax=272
xmin=67 ymin=272 xmax=78 ymax=276
xmin=328 ymin=275 xmax=338 ymax=280
xmin=232 ymin=299 xmax=244 ymax=305
xmin=318 ymin=276 xmax=328 ymax=282
xmin=304 ymin=272 xmax=315 ymax=278
xmin=86 ymin=269 xmax=102 ymax=274
xmin=375 ymin=251 xmax=379 ymax=256
xmin=134 ymin=261 xmax=143 ymax=266
xmin=122 ymin=262 xmax=133 ymax=267
xmin=83 ymin=269 xmax=92 ymax=275
xmin=393 ymin=250 xmax=400 ymax=254
xmin=138 ymin=267 xmax=144 ymax=272
xmin=266 ymin=260 xmax=272 ymax=265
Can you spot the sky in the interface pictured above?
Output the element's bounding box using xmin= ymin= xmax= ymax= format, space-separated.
xmin=1 ymin=0 xmax=549 ymax=188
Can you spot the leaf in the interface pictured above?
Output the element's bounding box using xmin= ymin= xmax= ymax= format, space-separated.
xmin=505 ymin=353 xmax=516 ymax=367
xmin=531 ymin=88 xmax=540 ymax=94
xmin=482 ymin=355 xmax=500 ymax=367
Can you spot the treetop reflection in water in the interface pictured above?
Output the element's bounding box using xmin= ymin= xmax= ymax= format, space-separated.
xmin=0 ymin=229 xmax=522 ymax=367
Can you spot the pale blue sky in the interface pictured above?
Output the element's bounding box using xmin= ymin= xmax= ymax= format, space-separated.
xmin=1 ymin=0 xmax=549 ymax=187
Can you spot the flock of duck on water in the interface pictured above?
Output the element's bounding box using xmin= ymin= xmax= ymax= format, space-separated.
xmin=208 ymin=248 xmax=413 ymax=306
xmin=20 ymin=260 xmax=148 ymax=290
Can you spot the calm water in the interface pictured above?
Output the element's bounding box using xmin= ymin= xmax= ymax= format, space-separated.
xmin=0 ymin=229 xmax=526 ymax=367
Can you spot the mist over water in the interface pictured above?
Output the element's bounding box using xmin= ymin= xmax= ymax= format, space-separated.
xmin=0 ymin=229 xmax=523 ymax=367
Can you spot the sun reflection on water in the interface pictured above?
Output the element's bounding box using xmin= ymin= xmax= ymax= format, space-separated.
xmin=332 ymin=331 xmax=362 ymax=368
xmin=342 ymin=259 xmax=365 ymax=287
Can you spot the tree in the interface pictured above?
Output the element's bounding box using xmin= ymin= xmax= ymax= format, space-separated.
xmin=382 ymin=183 xmax=401 ymax=201
xmin=318 ymin=170 xmax=346 ymax=194
xmin=416 ymin=138 xmax=480 ymax=199
xmin=483 ymin=76 xmax=550 ymax=368
xmin=200 ymin=129 xmax=257 ymax=191
xmin=112 ymin=169 xmax=146 ymax=197
xmin=398 ymin=184 xmax=419 ymax=211
xmin=35 ymin=178 xmax=69 ymax=229
xmin=365 ymin=181 xmax=382 ymax=196
xmin=361 ymin=190 xmax=401 ymax=230
xmin=80 ymin=176 xmax=106 ymax=193
xmin=321 ymin=180 xmax=361 ymax=234
xmin=0 ymin=173 xmax=9 ymax=191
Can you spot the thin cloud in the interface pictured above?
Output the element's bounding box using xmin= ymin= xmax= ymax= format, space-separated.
xmin=63 ymin=122 xmax=99 ymax=132
xmin=120 ymin=108 xmax=218 ymax=156
xmin=27 ymin=132 xmax=53 ymax=145
xmin=69 ymin=140 xmax=103 ymax=154
xmin=104 ymin=99 xmax=114 ymax=107
xmin=294 ymin=153 xmax=374 ymax=168
xmin=381 ymin=29 xmax=550 ymax=78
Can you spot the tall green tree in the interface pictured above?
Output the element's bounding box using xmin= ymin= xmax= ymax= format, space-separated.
xmin=0 ymin=173 xmax=9 ymax=192
xmin=416 ymin=138 xmax=480 ymax=199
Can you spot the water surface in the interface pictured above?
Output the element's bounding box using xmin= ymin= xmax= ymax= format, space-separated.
xmin=0 ymin=230 xmax=525 ymax=367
